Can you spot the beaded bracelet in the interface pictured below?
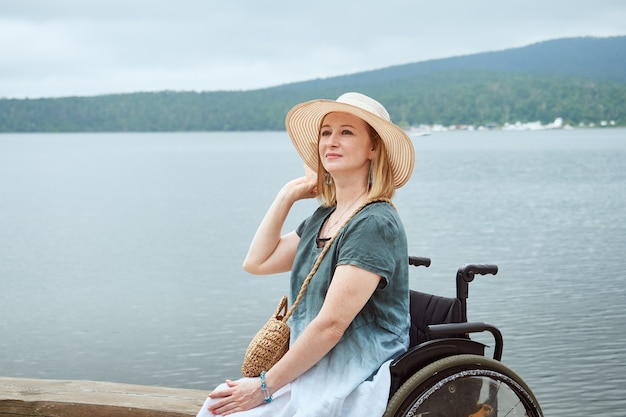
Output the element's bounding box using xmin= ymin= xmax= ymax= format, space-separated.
xmin=259 ymin=371 xmax=273 ymax=403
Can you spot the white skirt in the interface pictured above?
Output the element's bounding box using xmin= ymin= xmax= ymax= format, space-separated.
xmin=195 ymin=360 xmax=392 ymax=417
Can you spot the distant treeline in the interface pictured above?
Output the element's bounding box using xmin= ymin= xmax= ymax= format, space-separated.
xmin=1 ymin=36 xmax=625 ymax=132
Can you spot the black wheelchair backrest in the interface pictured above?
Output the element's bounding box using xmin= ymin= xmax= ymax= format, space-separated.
xmin=409 ymin=290 xmax=464 ymax=348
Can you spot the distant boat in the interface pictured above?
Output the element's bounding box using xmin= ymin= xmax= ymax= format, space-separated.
xmin=502 ymin=117 xmax=570 ymax=131
xmin=407 ymin=126 xmax=431 ymax=137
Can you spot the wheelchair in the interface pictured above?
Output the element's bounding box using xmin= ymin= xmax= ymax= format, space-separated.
xmin=383 ymin=256 xmax=543 ymax=417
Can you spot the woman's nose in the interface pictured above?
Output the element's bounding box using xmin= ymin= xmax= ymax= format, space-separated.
xmin=324 ymin=132 xmax=339 ymax=146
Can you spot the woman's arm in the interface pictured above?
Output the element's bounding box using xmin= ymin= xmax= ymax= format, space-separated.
xmin=207 ymin=264 xmax=381 ymax=415
xmin=242 ymin=175 xmax=317 ymax=275
xmin=266 ymin=264 xmax=382 ymax=386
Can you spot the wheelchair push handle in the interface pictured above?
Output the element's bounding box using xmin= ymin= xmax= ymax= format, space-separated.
xmin=456 ymin=264 xmax=498 ymax=299
xmin=409 ymin=256 xmax=431 ymax=268
xmin=457 ymin=264 xmax=498 ymax=282
xmin=456 ymin=263 xmax=498 ymax=323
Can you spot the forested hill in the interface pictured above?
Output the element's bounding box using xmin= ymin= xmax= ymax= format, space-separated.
xmin=1 ymin=36 xmax=625 ymax=132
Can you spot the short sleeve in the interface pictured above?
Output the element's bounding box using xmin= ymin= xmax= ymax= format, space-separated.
xmin=335 ymin=205 xmax=404 ymax=288
xmin=296 ymin=218 xmax=306 ymax=238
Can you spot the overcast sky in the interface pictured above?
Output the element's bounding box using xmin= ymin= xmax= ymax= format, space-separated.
xmin=1 ymin=0 xmax=624 ymax=99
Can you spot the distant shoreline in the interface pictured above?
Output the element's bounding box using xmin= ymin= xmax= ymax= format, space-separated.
xmin=1 ymin=37 xmax=624 ymax=132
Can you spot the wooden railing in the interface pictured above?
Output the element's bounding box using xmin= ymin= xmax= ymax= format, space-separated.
xmin=0 ymin=377 xmax=207 ymax=417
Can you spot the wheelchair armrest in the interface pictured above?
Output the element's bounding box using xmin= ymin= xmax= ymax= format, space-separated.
xmin=428 ymin=322 xmax=503 ymax=361
xmin=389 ymin=338 xmax=487 ymax=397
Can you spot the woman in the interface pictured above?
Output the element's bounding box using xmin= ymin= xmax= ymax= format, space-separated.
xmin=197 ymin=92 xmax=415 ymax=417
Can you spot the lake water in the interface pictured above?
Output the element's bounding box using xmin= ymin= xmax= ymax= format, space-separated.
xmin=1 ymin=129 xmax=625 ymax=416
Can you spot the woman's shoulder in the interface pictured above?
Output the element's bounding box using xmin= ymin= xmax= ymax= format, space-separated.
xmin=350 ymin=200 xmax=404 ymax=234
xmin=360 ymin=199 xmax=400 ymax=220
xmin=310 ymin=204 xmax=335 ymax=221
xmin=296 ymin=205 xmax=334 ymax=236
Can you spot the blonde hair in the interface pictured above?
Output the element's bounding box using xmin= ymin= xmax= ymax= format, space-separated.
xmin=317 ymin=124 xmax=395 ymax=207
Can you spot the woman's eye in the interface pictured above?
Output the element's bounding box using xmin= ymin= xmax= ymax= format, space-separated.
xmin=319 ymin=128 xmax=354 ymax=137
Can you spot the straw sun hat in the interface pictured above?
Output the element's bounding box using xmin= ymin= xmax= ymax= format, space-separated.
xmin=285 ymin=92 xmax=415 ymax=188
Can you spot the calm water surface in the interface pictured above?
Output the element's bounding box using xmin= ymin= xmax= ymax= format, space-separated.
xmin=1 ymin=129 xmax=625 ymax=416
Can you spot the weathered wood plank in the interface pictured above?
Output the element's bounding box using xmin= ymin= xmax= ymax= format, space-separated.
xmin=0 ymin=377 xmax=207 ymax=417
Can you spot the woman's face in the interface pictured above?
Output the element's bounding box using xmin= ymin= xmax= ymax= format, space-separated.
xmin=318 ymin=112 xmax=374 ymax=180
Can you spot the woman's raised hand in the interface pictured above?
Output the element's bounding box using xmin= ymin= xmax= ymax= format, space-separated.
xmin=279 ymin=170 xmax=317 ymax=203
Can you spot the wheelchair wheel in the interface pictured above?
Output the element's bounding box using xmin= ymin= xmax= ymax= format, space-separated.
xmin=384 ymin=354 xmax=542 ymax=417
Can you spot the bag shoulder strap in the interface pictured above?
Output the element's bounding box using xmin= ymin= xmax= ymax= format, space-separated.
xmin=283 ymin=198 xmax=392 ymax=322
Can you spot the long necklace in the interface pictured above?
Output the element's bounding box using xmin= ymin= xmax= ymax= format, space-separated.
xmin=325 ymin=190 xmax=367 ymax=234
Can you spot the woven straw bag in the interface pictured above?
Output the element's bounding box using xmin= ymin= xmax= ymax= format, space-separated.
xmin=241 ymin=295 xmax=291 ymax=377
xmin=240 ymin=198 xmax=391 ymax=377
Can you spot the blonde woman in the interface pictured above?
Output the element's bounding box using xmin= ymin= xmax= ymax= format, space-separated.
xmin=198 ymin=92 xmax=415 ymax=417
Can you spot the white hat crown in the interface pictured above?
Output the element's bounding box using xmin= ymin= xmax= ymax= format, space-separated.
xmin=336 ymin=92 xmax=391 ymax=122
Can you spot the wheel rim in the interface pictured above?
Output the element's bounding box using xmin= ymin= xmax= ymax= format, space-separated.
xmin=386 ymin=355 xmax=542 ymax=417
xmin=407 ymin=369 xmax=536 ymax=416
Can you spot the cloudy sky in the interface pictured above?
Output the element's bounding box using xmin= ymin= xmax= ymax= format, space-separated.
xmin=1 ymin=0 xmax=624 ymax=99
